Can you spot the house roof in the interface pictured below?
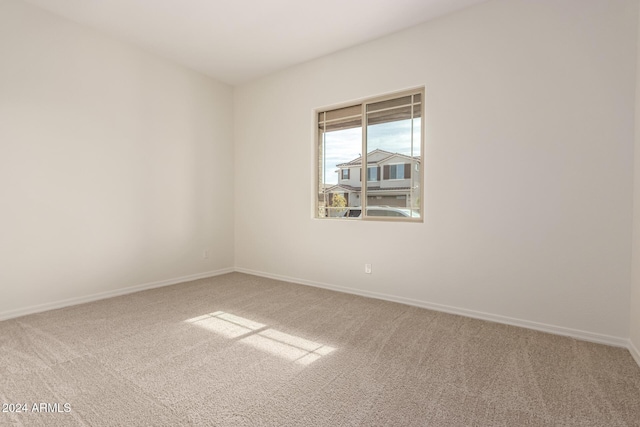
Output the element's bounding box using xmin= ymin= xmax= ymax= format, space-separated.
xmin=323 ymin=184 xmax=361 ymax=193
xmin=367 ymin=186 xmax=413 ymax=192
xmin=336 ymin=149 xmax=420 ymax=167
xmin=324 ymin=184 xmax=412 ymax=193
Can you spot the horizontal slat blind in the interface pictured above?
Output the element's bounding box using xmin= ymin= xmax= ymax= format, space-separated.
xmin=318 ymin=93 xmax=421 ymax=132
xmin=318 ymin=104 xmax=362 ymax=132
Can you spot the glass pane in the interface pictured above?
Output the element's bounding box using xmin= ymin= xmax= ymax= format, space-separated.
xmin=317 ymin=108 xmax=362 ymax=218
xmin=365 ymin=95 xmax=421 ymax=219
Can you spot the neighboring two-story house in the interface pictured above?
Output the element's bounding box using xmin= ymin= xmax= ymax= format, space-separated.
xmin=322 ymin=149 xmax=420 ymax=213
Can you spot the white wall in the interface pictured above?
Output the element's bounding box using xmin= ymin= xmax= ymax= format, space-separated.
xmin=0 ymin=0 xmax=234 ymax=318
xmin=2 ymin=0 xmax=638 ymax=350
xmin=631 ymin=0 xmax=640 ymax=364
xmin=235 ymin=0 xmax=637 ymax=343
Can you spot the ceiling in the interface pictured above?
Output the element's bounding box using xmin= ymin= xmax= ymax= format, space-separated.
xmin=22 ymin=0 xmax=488 ymax=85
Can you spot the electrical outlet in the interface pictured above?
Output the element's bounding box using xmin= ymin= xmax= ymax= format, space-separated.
xmin=365 ymin=263 xmax=372 ymax=274
xmin=202 ymin=250 xmax=209 ymax=259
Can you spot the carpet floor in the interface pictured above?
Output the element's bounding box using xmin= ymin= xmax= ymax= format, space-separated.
xmin=1 ymin=272 xmax=639 ymax=426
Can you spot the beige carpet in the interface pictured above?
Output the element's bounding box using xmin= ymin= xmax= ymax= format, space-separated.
xmin=1 ymin=273 xmax=639 ymax=426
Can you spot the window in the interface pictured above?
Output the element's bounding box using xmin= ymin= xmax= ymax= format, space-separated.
xmin=367 ymin=166 xmax=379 ymax=182
xmin=385 ymin=164 xmax=407 ymax=180
xmin=316 ymin=89 xmax=423 ymax=220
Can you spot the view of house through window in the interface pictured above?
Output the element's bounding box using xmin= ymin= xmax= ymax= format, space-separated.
xmin=317 ymin=89 xmax=423 ymax=220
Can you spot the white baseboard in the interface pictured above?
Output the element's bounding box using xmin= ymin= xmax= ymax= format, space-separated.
xmin=0 ymin=268 xmax=234 ymax=322
xmin=234 ymin=267 xmax=629 ymax=349
xmin=629 ymin=339 xmax=640 ymax=369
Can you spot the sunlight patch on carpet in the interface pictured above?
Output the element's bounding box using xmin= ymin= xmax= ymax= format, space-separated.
xmin=184 ymin=311 xmax=335 ymax=365
xmin=184 ymin=311 xmax=265 ymax=338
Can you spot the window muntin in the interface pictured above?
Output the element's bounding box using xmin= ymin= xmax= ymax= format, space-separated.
xmin=316 ymin=89 xmax=423 ymax=221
